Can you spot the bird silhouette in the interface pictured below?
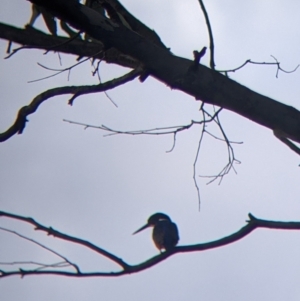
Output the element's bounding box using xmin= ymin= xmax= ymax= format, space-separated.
xmin=133 ymin=213 xmax=179 ymax=252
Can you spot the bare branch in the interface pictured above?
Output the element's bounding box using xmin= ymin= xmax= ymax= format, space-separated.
xmin=2 ymin=13 xmax=300 ymax=146
xmin=29 ymin=56 xmax=92 ymax=83
xmin=1 ymin=211 xmax=300 ymax=278
xmin=0 ymin=211 xmax=129 ymax=270
xmin=198 ymin=0 xmax=215 ymax=69
xmin=193 ymin=120 xmax=205 ymax=210
xmin=62 ymin=118 xmax=216 ymax=136
xmin=218 ymin=57 xmax=299 ymax=78
xmin=0 ymin=226 xmax=80 ymax=273
xmin=94 ymin=61 xmax=118 ymax=107
xmin=0 ymin=68 xmax=142 ymax=142
xmin=0 ymin=261 xmax=70 ymax=270
xmin=64 ymin=106 xmax=238 ymax=190
xmin=204 ymin=130 xmax=243 ymax=145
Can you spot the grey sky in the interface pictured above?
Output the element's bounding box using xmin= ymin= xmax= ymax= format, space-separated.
xmin=1 ymin=1 xmax=300 ymax=300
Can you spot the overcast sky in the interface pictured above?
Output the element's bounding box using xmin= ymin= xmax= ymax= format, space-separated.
xmin=1 ymin=1 xmax=300 ymax=300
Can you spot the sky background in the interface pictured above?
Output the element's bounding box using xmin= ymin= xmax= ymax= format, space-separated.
xmin=1 ymin=0 xmax=300 ymax=300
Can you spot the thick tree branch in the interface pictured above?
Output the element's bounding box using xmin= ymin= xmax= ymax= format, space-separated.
xmin=1 ymin=1 xmax=300 ymax=149
xmin=0 ymin=22 xmax=139 ymax=69
xmin=1 ymin=211 xmax=300 ymax=279
xmin=99 ymin=0 xmax=168 ymax=49
xmin=18 ymin=0 xmax=300 ymax=146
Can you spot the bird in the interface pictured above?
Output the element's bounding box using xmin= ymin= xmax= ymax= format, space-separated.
xmin=133 ymin=213 xmax=179 ymax=252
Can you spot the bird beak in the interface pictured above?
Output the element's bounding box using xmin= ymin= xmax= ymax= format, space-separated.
xmin=132 ymin=223 xmax=149 ymax=235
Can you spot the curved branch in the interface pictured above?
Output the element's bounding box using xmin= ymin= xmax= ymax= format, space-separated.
xmin=217 ymin=57 xmax=299 ymax=78
xmin=0 ymin=211 xmax=129 ymax=270
xmin=198 ymin=0 xmax=215 ymax=69
xmin=1 ymin=211 xmax=300 ymax=279
xmin=0 ymin=68 xmax=142 ymax=142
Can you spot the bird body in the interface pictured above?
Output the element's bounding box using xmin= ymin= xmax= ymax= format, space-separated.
xmin=152 ymin=219 xmax=179 ymax=251
xmin=133 ymin=213 xmax=179 ymax=252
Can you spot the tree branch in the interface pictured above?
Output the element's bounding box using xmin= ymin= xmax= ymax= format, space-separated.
xmin=0 ymin=211 xmax=129 ymax=270
xmin=0 ymin=22 xmax=139 ymax=69
xmin=10 ymin=1 xmax=300 ymax=146
xmin=198 ymin=0 xmax=215 ymax=69
xmin=1 ymin=1 xmax=300 ymax=151
xmin=1 ymin=210 xmax=300 ymax=279
xmin=0 ymin=68 xmax=142 ymax=142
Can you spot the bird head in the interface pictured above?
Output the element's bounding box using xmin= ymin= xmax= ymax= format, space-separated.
xmin=132 ymin=212 xmax=171 ymax=235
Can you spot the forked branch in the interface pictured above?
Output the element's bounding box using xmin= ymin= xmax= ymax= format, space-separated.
xmin=1 ymin=211 xmax=299 ymax=279
xmin=0 ymin=67 xmax=142 ymax=142
xmin=64 ymin=104 xmax=240 ymax=202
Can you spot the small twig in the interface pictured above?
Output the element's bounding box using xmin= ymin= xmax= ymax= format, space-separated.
xmin=166 ymin=132 xmax=177 ymax=153
xmin=64 ymin=120 xmax=197 ymax=135
xmin=0 ymin=260 xmax=69 ymax=269
xmin=5 ymin=45 xmax=38 ymax=59
xmin=193 ymin=119 xmax=206 ymax=210
xmin=28 ymin=55 xmax=95 ymax=83
xmin=6 ymin=40 xmax=12 ymax=54
xmin=204 ymin=130 xmax=243 ymax=144
xmin=198 ymin=0 xmax=215 ymax=69
xmin=64 ymin=106 xmax=236 ymax=197
xmin=273 ymin=129 xmax=300 ymax=157
xmin=217 ymin=57 xmax=299 ymax=78
xmin=0 ymin=227 xmax=80 ymax=273
xmin=44 ymin=31 xmax=83 ymax=54
xmin=198 ymin=106 xmax=241 ymax=184
xmin=94 ymin=61 xmax=118 ymax=107
xmin=62 ymin=117 xmax=223 ymax=137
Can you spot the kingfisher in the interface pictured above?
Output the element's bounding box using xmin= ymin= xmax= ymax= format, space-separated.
xmin=133 ymin=213 xmax=179 ymax=252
